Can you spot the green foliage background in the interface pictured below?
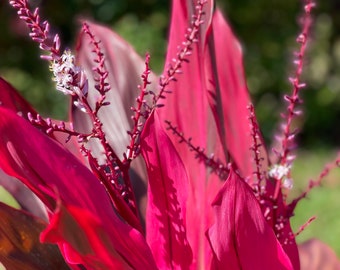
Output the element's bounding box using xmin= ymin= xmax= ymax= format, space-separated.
xmin=1 ymin=0 xmax=340 ymax=148
xmin=1 ymin=0 xmax=340 ymax=256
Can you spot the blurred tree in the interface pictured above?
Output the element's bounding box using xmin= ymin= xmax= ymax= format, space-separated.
xmin=0 ymin=0 xmax=339 ymax=148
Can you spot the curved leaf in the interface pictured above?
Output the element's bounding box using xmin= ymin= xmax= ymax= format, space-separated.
xmin=0 ymin=169 xmax=47 ymax=220
xmin=207 ymin=169 xmax=293 ymax=270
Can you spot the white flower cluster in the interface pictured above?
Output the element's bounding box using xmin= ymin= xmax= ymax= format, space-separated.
xmin=268 ymin=164 xmax=293 ymax=189
xmin=50 ymin=50 xmax=88 ymax=112
xmin=50 ymin=50 xmax=78 ymax=95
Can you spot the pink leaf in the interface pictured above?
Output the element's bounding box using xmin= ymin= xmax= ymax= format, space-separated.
xmin=41 ymin=202 xmax=130 ymax=269
xmin=299 ymin=239 xmax=340 ymax=270
xmin=0 ymin=107 xmax=157 ymax=269
xmin=207 ymin=169 xmax=293 ymax=270
xmin=140 ymin=111 xmax=192 ymax=269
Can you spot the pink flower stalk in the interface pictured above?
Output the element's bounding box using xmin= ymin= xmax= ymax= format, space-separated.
xmin=0 ymin=0 xmax=339 ymax=269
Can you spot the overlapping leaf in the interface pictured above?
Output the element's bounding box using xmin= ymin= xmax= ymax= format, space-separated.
xmin=0 ymin=107 xmax=157 ymax=269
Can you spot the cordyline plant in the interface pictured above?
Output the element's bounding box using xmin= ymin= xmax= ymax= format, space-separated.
xmin=0 ymin=0 xmax=339 ymax=269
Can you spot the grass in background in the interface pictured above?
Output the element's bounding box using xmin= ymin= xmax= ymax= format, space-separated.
xmin=290 ymin=149 xmax=340 ymax=256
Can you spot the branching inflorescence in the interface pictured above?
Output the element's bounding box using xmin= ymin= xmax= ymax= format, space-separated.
xmin=269 ymin=0 xmax=316 ymax=202
xmin=248 ymin=104 xmax=266 ymax=195
xmin=275 ymin=0 xmax=316 ymax=169
xmin=4 ymin=0 xmax=340 ymax=268
xmin=124 ymin=0 xmax=207 ymax=163
xmin=125 ymin=54 xmax=152 ymax=162
xmin=8 ymin=0 xmax=209 ymax=222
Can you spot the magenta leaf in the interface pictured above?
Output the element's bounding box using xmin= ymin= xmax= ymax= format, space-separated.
xmin=140 ymin=111 xmax=193 ymax=269
xmin=0 ymin=107 xmax=157 ymax=269
xmin=207 ymin=169 xmax=293 ymax=269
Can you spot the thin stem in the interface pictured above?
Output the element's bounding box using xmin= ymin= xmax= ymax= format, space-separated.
xmin=165 ymin=120 xmax=230 ymax=179
xmin=154 ymin=0 xmax=207 ymax=107
xmin=276 ymin=0 xmax=315 ymax=166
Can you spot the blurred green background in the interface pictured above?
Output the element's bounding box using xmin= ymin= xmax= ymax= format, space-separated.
xmin=1 ymin=0 xmax=340 ymax=257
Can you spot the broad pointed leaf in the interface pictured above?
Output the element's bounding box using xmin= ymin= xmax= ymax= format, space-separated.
xmin=140 ymin=111 xmax=192 ymax=269
xmin=207 ymin=169 xmax=293 ymax=270
xmin=41 ymin=202 xmax=130 ymax=269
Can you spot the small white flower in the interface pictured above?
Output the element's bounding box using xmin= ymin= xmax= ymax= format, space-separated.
xmin=268 ymin=164 xmax=290 ymax=180
xmin=268 ymin=164 xmax=293 ymax=189
xmin=50 ymin=50 xmax=77 ymax=95
xmin=282 ymin=178 xmax=293 ymax=189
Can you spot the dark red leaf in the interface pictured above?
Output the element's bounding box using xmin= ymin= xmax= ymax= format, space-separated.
xmin=0 ymin=202 xmax=70 ymax=270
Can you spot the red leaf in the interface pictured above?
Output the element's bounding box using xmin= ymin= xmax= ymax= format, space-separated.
xmin=140 ymin=111 xmax=193 ymax=269
xmin=207 ymin=169 xmax=293 ymax=270
xmin=0 ymin=107 xmax=157 ymax=269
xmin=0 ymin=202 xmax=70 ymax=270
